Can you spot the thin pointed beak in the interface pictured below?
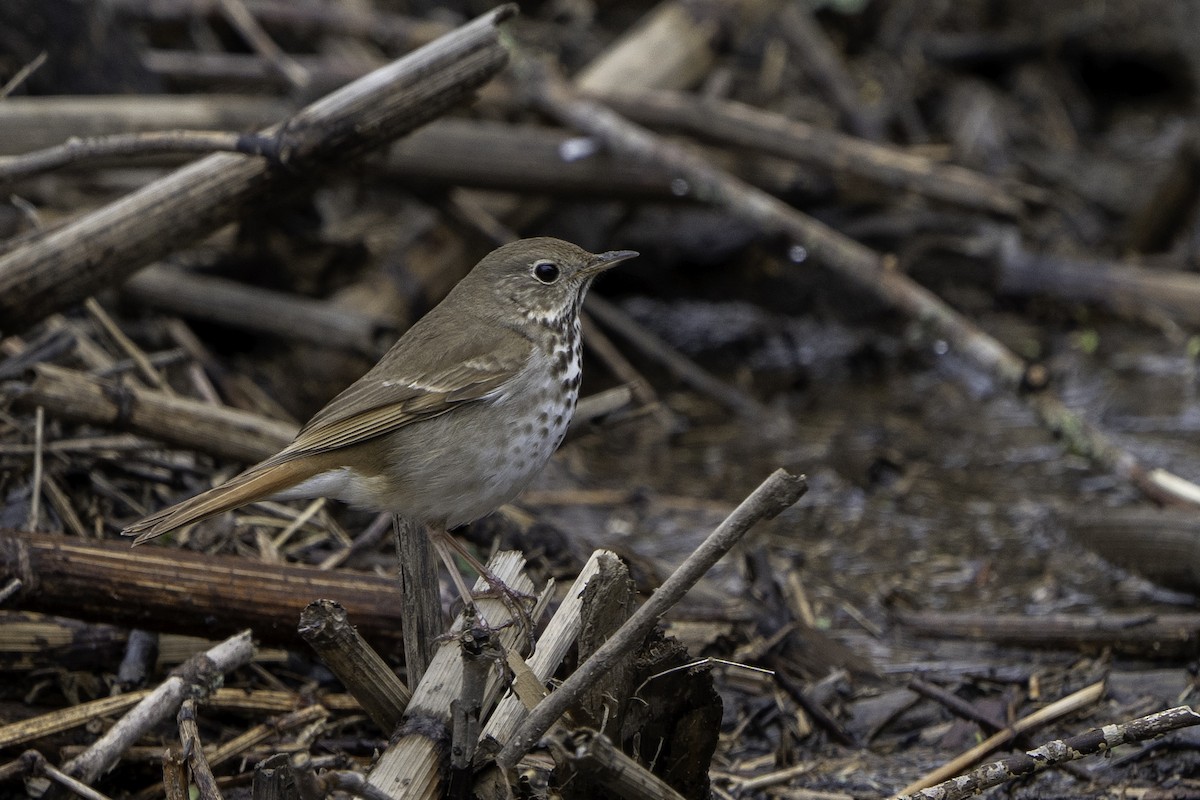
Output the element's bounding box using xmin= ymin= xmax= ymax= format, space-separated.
xmin=584 ymin=249 xmax=639 ymax=275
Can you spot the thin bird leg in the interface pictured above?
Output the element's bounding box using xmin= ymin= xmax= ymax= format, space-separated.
xmin=429 ymin=532 xmax=480 ymax=615
xmin=430 ymin=529 xmax=534 ymax=634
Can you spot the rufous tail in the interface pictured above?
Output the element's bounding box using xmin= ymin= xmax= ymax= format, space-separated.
xmin=122 ymin=456 xmax=322 ymax=545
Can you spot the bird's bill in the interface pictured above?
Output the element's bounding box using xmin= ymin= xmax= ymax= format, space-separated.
xmin=583 ymin=249 xmax=639 ymax=275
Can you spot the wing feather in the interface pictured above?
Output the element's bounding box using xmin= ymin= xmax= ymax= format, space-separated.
xmin=279 ymin=346 xmax=527 ymax=459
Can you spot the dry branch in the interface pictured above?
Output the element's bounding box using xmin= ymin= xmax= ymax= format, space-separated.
xmin=895 ymin=705 xmax=1200 ymax=800
xmin=15 ymin=363 xmax=296 ymax=463
xmin=0 ymin=5 xmax=516 ymax=333
xmin=0 ymin=529 xmax=407 ymax=652
xmin=61 ymin=630 xmax=254 ymax=785
xmin=893 ymin=680 xmax=1105 ymax=796
xmin=898 ymin=609 xmax=1200 ymax=657
xmin=496 ymin=469 xmax=806 ymax=770
xmin=122 ymin=266 xmax=393 ymax=355
xmin=0 ymin=96 xmax=289 ymax=156
xmin=517 ymin=55 xmax=1200 ymax=509
xmin=298 ymin=600 xmax=411 ymax=732
xmin=997 ymin=231 xmax=1200 ymax=328
xmin=367 ymin=551 xmax=536 ymax=799
xmin=595 ymin=89 xmax=1041 ymax=214
xmin=548 ymin=728 xmax=688 ymax=800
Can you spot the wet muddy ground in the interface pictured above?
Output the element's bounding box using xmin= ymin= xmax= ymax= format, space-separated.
xmin=3 ymin=0 xmax=1200 ymax=797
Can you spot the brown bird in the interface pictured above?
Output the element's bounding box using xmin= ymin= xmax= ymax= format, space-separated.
xmin=124 ymin=237 xmax=637 ymax=597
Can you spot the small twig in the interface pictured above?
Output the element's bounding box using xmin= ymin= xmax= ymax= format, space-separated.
xmin=319 ymin=511 xmax=391 ymax=570
xmin=177 ymin=700 xmax=221 ymax=800
xmin=586 ymin=295 xmax=774 ymax=422
xmin=895 ymin=705 xmax=1200 ymax=800
xmin=271 ymin=498 xmax=325 ymax=550
xmin=0 ymin=51 xmax=46 ymax=99
xmin=892 ymin=679 xmax=1106 ymax=797
xmin=595 ymin=88 xmax=1041 ymax=214
xmin=27 ymin=405 xmax=43 ymax=532
xmin=777 ymin=4 xmax=883 ymax=140
xmin=60 ymin=630 xmax=255 ymax=785
xmin=496 ymin=469 xmax=807 ymax=770
xmin=298 ymin=599 xmax=411 ymax=732
xmin=548 ymin=728 xmax=688 ymax=800
xmin=579 ymin=313 xmax=660 ymax=408
xmin=448 ymin=617 xmax=496 ymax=798
xmin=18 ymin=750 xmax=113 ymax=800
xmin=215 ymin=0 xmax=310 ymax=90
xmin=84 ymin=297 xmax=172 ymax=394
xmin=906 ymin=677 xmax=1092 ymax=782
xmin=0 ymin=131 xmax=280 ymax=182
xmin=207 ymin=705 xmax=328 ymax=769
xmin=0 ymin=577 xmax=22 ymax=605
xmin=161 ymin=747 xmax=188 ymax=800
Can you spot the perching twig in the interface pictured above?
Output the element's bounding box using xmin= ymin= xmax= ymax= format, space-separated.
xmin=495 ymin=469 xmax=806 ymax=770
xmin=396 ymin=515 xmax=441 ymax=687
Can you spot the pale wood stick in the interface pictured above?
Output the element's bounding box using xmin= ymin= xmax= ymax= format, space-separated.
xmin=495 ymin=469 xmax=807 ymax=770
xmin=481 ymin=550 xmax=610 ymax=748
xmin=896 ymin=705 xmax=1200 ymax=800
xmin=891 ymin=680 xmax=1106 ymax=797
xmin=60 ymin=631 xmax=254 ymax=785
xmin=367 ymin=551 xmax=536 ymax=799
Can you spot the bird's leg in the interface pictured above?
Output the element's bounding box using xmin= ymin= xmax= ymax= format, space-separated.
xmin=429 ymin=528 xmax=534 ymax=636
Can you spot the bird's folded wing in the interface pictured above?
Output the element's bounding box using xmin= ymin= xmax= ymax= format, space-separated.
xmin=280 ymin=351 xmax=526 ymax=457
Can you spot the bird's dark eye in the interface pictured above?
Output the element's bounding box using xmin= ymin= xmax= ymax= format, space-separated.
xmin=533 ymin=261 xmax=561 ymax=284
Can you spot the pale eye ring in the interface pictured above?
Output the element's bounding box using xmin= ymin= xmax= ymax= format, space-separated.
xmin=533 ymin=260 xmax=561 ymax=284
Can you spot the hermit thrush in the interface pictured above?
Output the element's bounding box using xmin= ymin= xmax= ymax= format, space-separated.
xmin=123 ymin=238 xmax=638 ymax=560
